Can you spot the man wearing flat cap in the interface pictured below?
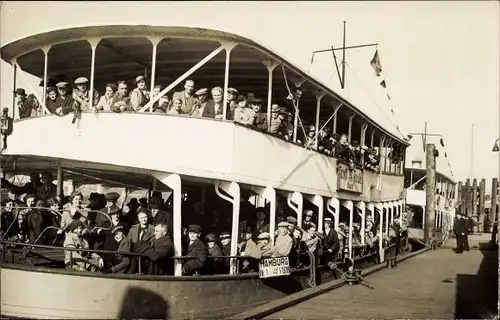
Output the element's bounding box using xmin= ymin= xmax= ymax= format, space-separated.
xmin=172 ymin=79 xmax=199 ymax=115
xmin=257 ymin=232 xmax=275 ymax=258
xmin=250 ymin=98 xmax=268 ymax=132
xmin=269 ymin=104 xmax=282 ymax=134
xmin=269 ymin=221 xmax=293 ymax=257
xmin=191 ymin=88 xmax=209 ymax=117
xmin=182 ymin=224 xmax=208 ymax=275
xmin=130 ymin=76 xmax=150 ymax=111
xmin=226 ymin=87 xmax=238 ymax=119
xmin=72 ymin=77 xmax=99 ymax=112
xmin=238 ymin=226 xmax=261 ymax=272
xmin=54 ymin=82 xmax=77 ymax=116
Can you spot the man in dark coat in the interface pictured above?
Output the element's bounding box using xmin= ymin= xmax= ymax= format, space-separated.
xmin=182 ymin=224 xmax=208 ymax=275
xmin=322 ymin=217 xmax=340 ymax=264
xmin=464 ymin=216 xmax=473 ymax=251
xmin=454 ymin=214 xmax=466 ymax=254
xmin=149 ymin=197 xmax=173 ymax=236
xmin=127 ymin=210 xmax=155 ymax=274
xmin=144 ymin=223 xmax=175 ymax=275
xmin=102 ymin=225 xmax=131 ymax=274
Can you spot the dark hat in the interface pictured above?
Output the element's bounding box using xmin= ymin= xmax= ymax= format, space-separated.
xmin=205 ymin=233 xmax=217 ymax=242
xmin=68 ymin=219 xmax=83 ymax=232
xmin=111 ymin=225 xmax=124 ymax=234
xmin=152 ymin=191 xmax=163 ymax=199
xmin=304 ymin=209 xmax=313 ymax=217
xmin=246 ymin=93 xmax=256 ymax=100
xmin=47 ymin=87 xmax=58 ymax=95
xmin=220 ymin=231 xmax=230 ymax=239
xmin=352 ymin=141 xmax=360 ymax=147
xmin=139 ymin=197 xmax=148 ymax=205
xmin=241 ymin=226 xmax=253 ymax=234
xmin=188 ymin=224 xmax=202 ymax=233
xmin=135 ymin=75 xmax=146 ymax=83
xmin=286 ymin=216 xmax=297 ymax=225
xmin=127 ymin=198 xmax=139 ymax=207
xmin=89 ymin=192 xmax=100 ymax=200
xmin=104 ymin=192 xmax=120 ymax=201
xmin=25 ymin=193 xmax=37 ymax=201
xmin=236 ymin=95 xmax=247 ymax=103
xmin=331 ymin=133 xmax=340 ymax=140
xmin=105 ymin=205 xmax=122 ymax=215
xmin=14 ymin=88 xmax=26 ymax=96
xmin=250 ymin=98 xmax=263 ymax=105
xmin=279 ymin=107 xmax=287 ymax=114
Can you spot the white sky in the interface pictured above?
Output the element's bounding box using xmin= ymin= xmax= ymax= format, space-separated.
xmin=1 ymin=1 xmax=499 ymax=185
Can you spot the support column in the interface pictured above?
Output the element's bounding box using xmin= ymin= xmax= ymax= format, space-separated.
xmin=360 ymin=124 xmax=368 ymax=146
xmin=376 ymin=203 xmax=384 ymax=262
xmin=398 ymin=200 xmax=403 ymax=225
xmin=390 ymin=201 xmax=394 ymax=224
xmin=342 ymin=200 xmax=354 ymax=260
xmin=332 ymin=103 xmax=341 ymax=134
xmin=347 ymin=115 xmax=355 ymax=142
xmin=215 ymin=181 xmax=240 ymax=274
xmin=11 ymin=59 xmax=17 ymax=119
xmin=56 ymin=166 xmax=64 ymax=199
xmin=465 ymin=179 xmax=471 ymax=216
xmin=222 ymin=42 xmax=237 ymax=120
xmin=480 ymin=179 xmax=488 ymax=228
xmin=287 ymin=192 xmax=304 ymax=228
xmin=41 ymin=46 xmax=52 ymax=115
xmin=261 ymin=60 xmax=279 ymax=132
xmin=153 ymin=172 xmax=182 ymax=276
xmin=305 ymin=195 xmax=324 ymax=232
xmin=314 ymin=92 xmax=325 ymax=149
xmin=370 ymin=130 xmax=375 ymax=148
xmin=424 ymin=144 xmax=437 ymax=244
xmin=87 ymin=38 xmax=101 ymax=111
xmin=251 ymin=186 xmax=276 ymax=244
xmin=379 ymin=136 xmax=386 ymax=175
xmin=355 ymin=201 xmax=366 ymax=245
xmin=383 ymin=202 xmax=389 ymax=235
xmin=141 ymin=45 xmax=225 ymax=112
xmin=148 ymin=36 xmax=163 ymax=112
xmin=327 ymin=198 xmax=340 ymax=230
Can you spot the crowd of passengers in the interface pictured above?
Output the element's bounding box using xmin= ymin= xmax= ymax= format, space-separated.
xmin=1 ymin=172 xmax=407 ymax=276
xmin=13 ymin=76 xmax=405 ymax=172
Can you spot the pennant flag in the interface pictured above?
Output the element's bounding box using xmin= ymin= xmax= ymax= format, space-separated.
xmin=370 ymin=50 xmax=382 ymax=76
xmin=380 ymin=80 xmax=386 ymax=88
xmin=390 ymin=108 xmax=394 ymax=115
xmin=387 ymin=93 xmax=391 ymax=100
xmin=440 ymin=138 xmax=444 ymax=147
xmin=445 ymin=152 xmax=448 ymax=157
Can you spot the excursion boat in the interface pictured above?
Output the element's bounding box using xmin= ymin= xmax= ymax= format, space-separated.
xmin=403 ymin=137 xmax=457 ymax=246
xmin=1 ymin=24 xmax=409 ymax=319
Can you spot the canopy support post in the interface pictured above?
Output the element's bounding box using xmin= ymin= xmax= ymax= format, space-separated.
xmin=153 ymin=172 xmax=182 ymax=276
xmin=11 ymin=59 xmax=17 ymax=119
xmin=314 ymin=91 xmax=325 ymax=149
xmin=376 ymin=203 xmax=384 ymax=262
xmin=87 ymin=38 xmax=102 ymax=110
xmin=348 ymin=114 xmax=355 ymax=142
xmin=342 ymin=200 xmax=354 ymax=260
xmin=221 ymin=41 xmax=237 ymax=120
xmin=41 ymin=46 xmax=52 ymax=115
xmin=262 ymin=60 xmax=279 ymax=132
xmin=148 ymin=36 xmax=163 ymax=112
xmin=215 ymin=181 xmax=240 ymax=274
xmin=384 ymin=202 xmax=389 ymax=235
xmin=332 ymin=103 xmax=341 ymax=134
xmin=56 ymin=165 xmax=64 ymax=199
xmin=327 ymin=197 xmax=340 ymax=231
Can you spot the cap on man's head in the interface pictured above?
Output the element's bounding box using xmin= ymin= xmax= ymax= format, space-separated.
xmin=188 ymin=224 xmax=202 ymax=233
xmin=241 ymin=226 xmax=253 ymax=234
xmin=257 ymin=232 xmax=270 ymax=240
xmin=105 ymin=192 xmax=120 ymax=201
xmin=74 ymin=77 xmax=89 ymax=85
xmin=56 ymin=82 xmax=69 ymax=88
xmin=324 ymin=217 xmax=333 ymax=224
xmin=195 ymin=88 xmax=208 ymax=96
xmin=251 ymin=98 xmax=264 ymax=105
xmin=220 ymin=231 xmax=230 ymax=239
xmin=14 ymin=88 xmax=27 ymax=96
xmin=286 ymin=216 xmax=297 ymax=225
xmin=227 ymin=88 xmax=238 ymax=95
xmin=279 ymin=107 xmax=287 ymax=114
xmin=205 ymin=233 xmax=217 ymax=242
xmin=278 ymin=221 xmax=289 ymax=228
xmin=111 ymin=225 xmax=124 ymax=234
xmin=304 ymin=209 xmax=313 ymax=217
xmin=271 ymin=104 xmax=280 ymax=113
xmin=135 ymin=76 xmax=146 ymax=83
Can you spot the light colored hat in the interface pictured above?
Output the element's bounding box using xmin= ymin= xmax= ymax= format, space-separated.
xmin=227 ymin=88 xmax=238 ymax=95
xmin=278 ymin=221 xmax=289 ymax=228
xmin=74 ymin=77 xmax=89 ymax=84
xmin=271 ymin=104 xmax=280 ymax=112
xmin=56 ymin=82 xmax=69 ymax=88
xmin=257 ymin=232 xmax=270 ymax=240
xmin=195 ymin=88 xmax=208 ymax=96
xmin=135 ymin=76 xmax=146 ymax=83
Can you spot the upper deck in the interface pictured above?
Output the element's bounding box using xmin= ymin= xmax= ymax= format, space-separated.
xmin=1 ymin=24 xmax=408 ymax=201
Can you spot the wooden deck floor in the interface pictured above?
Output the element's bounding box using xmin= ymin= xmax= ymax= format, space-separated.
xmin=265 ymin=247 xmax=498 ymax=319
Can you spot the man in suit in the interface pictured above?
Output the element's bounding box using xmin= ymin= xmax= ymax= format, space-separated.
xmin=182 ymin=224 xmax=208 ymax=275
xmin=144 ymin=223 xmax=175 ymax=275
xmin=149 ymin=197 xmax=173 ymax=236
xmin=322 ymin=217 xmax=340 ymax=264
xmin=172 ymin=79 xmax=199 ymax=115
xmin=36 ymin=171 xmax=57 ymax=201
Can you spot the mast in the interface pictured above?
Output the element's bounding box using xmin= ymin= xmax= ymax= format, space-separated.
xmin=470 ymin=124 xmax=474 ymax=178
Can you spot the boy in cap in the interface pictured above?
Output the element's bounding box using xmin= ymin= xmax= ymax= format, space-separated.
xmin=269 ymin=221 xmax=293 ymax=257
xmin=219 ymin=231 xmax=231 ymax=273
xmin=225 ymin=87 xmax=238 ymax=119
xmin=269 ymin=104 xmax=282 ymax=134
xmin=238 ymin=226 xmax=261 ymax=272
xmin=251 ymin=98 xmax=267 ymax=131
xmin=256 ymin=232 xmax=275 ymax=257
xmin=54 ymin=82 xmax=77 ymax=116
xmin=130 ymin=76 xmax=150 ymax=111
xmin=182 ymin=224 xmax=208 ymax=275
xmin=72 ymin=77 xmax=99 ymax=112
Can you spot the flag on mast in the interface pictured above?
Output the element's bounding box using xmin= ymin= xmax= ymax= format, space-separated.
xmin=370 ymin=50 xmax=382 ymax=76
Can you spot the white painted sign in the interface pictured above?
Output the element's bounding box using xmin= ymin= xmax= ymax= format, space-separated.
xmin=259 ymin=257 xmax=291 ymax=278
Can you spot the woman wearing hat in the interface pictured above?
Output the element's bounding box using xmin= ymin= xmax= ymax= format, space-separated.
xmin=63 ymin=219 xmax=103 ymax=272
xmin=14 ymin=88 xmax=32 ymax=119
xmin=130 ymin=76 xmax=150 ymax=111
xmin=101 ymin=225 xmax=131 ymax=274
xmin=233 ymin=95 xmax=254 ymax=125
xmin=256 ymin=232 xmax=274 ymax=258
xmin=59 ymin=192 xmax=88 ymax=234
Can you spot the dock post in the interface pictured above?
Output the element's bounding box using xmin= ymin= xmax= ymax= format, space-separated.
xmin=491 ymin=178 xmax=498 ymax=243
xmin=472 ymin=179 xmax=478 ymax=233
xmin=424 ymin=144 xmax=437 ymax=244
xmin=479 ymin=178 xmax=485 ymax=233
xmin=465 ymin=179 xmax=471 ymax=217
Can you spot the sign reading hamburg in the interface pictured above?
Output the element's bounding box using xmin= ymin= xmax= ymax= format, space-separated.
xmin=336 ymin=162 xmax=363 ymax=193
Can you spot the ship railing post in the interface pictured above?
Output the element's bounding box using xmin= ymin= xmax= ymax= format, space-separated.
xmin=41 ymin=45 xmax=52 ymax=115
xmin=221 ymin=41 xmax=238 ymax=121
xmin=251 ymin=186 xmax=276 ymax=245
xmin=141 ymin=45 xmax=225 ymax=112
xmin=147 ymin=36 xmax=163 ymax=113
xmin=152 ymin=172 xmax=182 ymax=276
xmin=398 ymin=200 xmax=403 ymax=226
xmin=332 ymin=102 xmax=340 ymax=135
xmin=327 ymin=197 xmax=340 ymax=231
xmin=215 ymin=181 xmax=240 ymax=275
xmin=287 ymin=192 xmax=303 ymax=228
xmin=261 ymin=60 xmax=279 ymax=132
xmin=370 ymin=129 xmax=375 ymax=148
xmin=390 ymin=201 xmax=395 ymax=224
xmin=355 ymin=201 xmax=366 ymax=245
xmin=305 ymin=195 xmax=324 ymax=232
xmin=376 ymin=202 xmax=384 ymax=262
xmin=347 ymin=115 xmax=355 ymax=142
xmin=313 ymin=91 xmax=325 ymax=149
xmin=87 ymin=38 xmax=102 ymax=111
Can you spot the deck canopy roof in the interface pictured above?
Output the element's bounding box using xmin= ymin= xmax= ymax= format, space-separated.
xmin=1 ymin=25 xmax=409 ymax=146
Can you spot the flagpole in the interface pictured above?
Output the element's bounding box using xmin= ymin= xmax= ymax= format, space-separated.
xmin=470 ymin=124 xmax=474 ymax=179
xmin=341 ymin=21 xmax=346 ymax=90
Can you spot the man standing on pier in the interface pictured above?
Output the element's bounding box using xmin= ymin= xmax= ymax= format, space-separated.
xmin=454 ymin=214 xmax=466 ymax=253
